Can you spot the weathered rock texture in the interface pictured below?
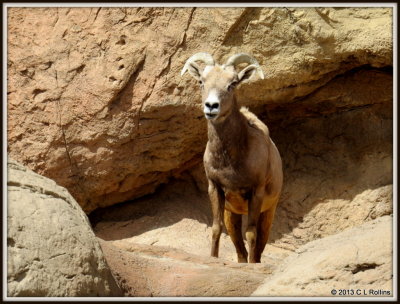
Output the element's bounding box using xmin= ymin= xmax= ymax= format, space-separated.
xmin=7 ymin=7 xmax=392 ymax=212
xmin=7 ymin=160 xmax=122 ymax=297
xmin=252 ymin=216 xmax=393 ymax=297
xmin=99 ymin=240 xmax=270 ymax=297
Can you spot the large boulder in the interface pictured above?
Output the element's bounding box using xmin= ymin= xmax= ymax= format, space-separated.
xmin=7 ymin=160 xmax=122 ymax=296
xmin=252 ymin=216 xmax=393 ymax=297
xmin=7 ymin=7 xmax=392 ymax=212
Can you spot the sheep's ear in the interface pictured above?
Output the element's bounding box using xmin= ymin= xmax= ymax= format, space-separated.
xmin=185 ymin=62 xmax=203 ymax=80
xmin=237 ymin=64 xmax=261 ymax=83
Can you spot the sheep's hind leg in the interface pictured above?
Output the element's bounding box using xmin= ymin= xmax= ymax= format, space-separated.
xmin=246 ymin=186 xmax=264 ymax=263
xmin=254 ymin=206 xmax=277 ymax=263
xmin=224 ymin=209 xmax=248 ymax=263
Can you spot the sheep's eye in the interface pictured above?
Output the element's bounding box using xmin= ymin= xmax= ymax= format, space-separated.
xmin=199 ymin=80 xmax=205 ymax=89
xmin=227 ymin=82 xmax=237 ymax=91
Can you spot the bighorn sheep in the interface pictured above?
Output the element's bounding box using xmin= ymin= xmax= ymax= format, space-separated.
xmin=181 ymin=52 xmax=283 ymax=263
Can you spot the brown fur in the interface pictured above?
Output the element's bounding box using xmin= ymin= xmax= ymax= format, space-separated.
xmin=184 ymin=58 xmax=283 ymax=263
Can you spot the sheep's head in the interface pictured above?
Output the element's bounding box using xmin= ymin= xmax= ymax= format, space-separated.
xmin=181 ymin=53 xmax=264 ymax=123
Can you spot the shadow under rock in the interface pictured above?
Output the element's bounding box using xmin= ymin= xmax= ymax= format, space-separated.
xmin=88 ymin=177 xmax=212 ymax=241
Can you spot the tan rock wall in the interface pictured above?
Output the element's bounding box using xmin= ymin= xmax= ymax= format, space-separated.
xmin=7 ymin=7 xmax=392 ymax=212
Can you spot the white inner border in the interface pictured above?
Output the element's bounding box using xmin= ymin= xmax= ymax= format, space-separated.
xmin=2 ymin=2 xmax=398 ymax=302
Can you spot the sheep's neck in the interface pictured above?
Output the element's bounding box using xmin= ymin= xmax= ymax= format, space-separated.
xmin=207 ymin=100 xmax=248 ymax=166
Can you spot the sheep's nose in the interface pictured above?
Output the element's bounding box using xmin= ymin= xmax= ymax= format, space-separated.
xmin=204 ymin=90 xmax=220 ymax=119
xmin=205 ymin=101 xmax=219 ymax=110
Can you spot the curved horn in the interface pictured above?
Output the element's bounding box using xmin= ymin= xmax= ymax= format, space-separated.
xmin=180 ymin=52 xmax=215 ymax=76
xmin=225 ymin=53 xmax=264 ymax=79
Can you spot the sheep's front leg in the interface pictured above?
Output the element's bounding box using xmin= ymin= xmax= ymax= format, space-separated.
xmin=246 ymin=185 xmax=264 ymax=263
xmin=208 ymin=181 xmax=225 ymax=258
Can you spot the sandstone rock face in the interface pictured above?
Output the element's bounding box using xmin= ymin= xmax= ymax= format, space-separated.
xmin=7 ymin=7 xmax=393 ymax=212
xmin=7 ymin=160 xmax=122 ymax=297
xmin=252 ymin=216 xmax=393 ymax=297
